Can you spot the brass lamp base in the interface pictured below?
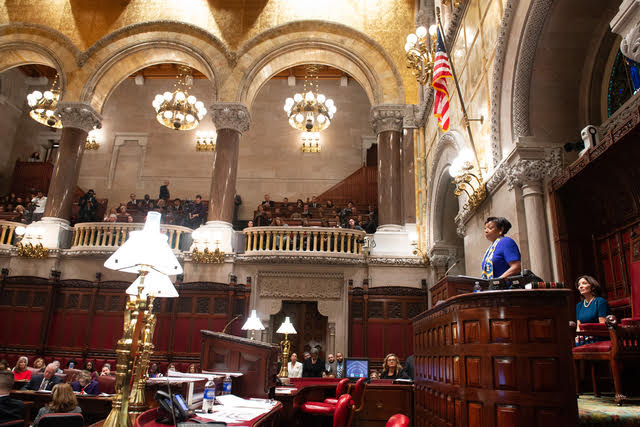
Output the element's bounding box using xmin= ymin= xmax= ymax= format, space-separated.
xmin=278 ymin=333 xmax=290 ymax=378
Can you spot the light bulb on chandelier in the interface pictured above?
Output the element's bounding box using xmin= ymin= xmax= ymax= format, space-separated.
xmin=152 ymin=65 xmax=206 ymax=131
xmin=284 ymin=64 xmax=336 ymax=133
xmin=27 ymin=75 xmax=62 ymax=129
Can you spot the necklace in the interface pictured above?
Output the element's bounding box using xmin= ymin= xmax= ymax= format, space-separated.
xmin=583 ymin=297 xmax=595 ymax=308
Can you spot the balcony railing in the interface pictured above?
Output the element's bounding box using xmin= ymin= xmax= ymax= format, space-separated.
xmin=0 ymin=220 xmax=21 ymax=246
xmin=71 ymin=222 xmax=192 ymax=251
xmin=243 ymin=226 xmax=366 ymax=255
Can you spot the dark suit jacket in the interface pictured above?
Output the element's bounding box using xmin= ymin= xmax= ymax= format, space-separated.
xmin=0 ymin=395 xmax=26 ymax=422
xmin=25 ymin=374 xmax=62 ymax=391
xmin=401 ymin=355 xmax=414 ymax=380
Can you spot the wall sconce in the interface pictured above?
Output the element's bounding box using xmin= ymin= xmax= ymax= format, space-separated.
xmin=449 ymin=149 xmax=486 ymax=210
xmin=85 ymin=129 xmax=100 ymax=150
xmin=405 ymin=25 xmax=437 ymax=85
xmin=191 ymin=230 xmax=225 ymax=263
xmin=409 ymin=233 xmax=429 ymax=264
xmin=301 ymin=131 xmax=321 ymax=153
xmin=15 ymin=226 xmax=49 ymax=259
xmin=195 ymin=131 xmax=216 ymax=152
xmin=441 ymin=0 xmax=463 ymax=8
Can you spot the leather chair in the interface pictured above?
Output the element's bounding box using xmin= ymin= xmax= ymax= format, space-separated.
xmin=301 ymin=379 xmax=350 ymax=416
xmin=333 ymin=394 xmax=355 ymax=427
xmin=349 ymin=378 xmax=367 ymax=413
xmin=323 ymin=378 xmax=350 ymax=405
xmin=97 ymin=374 xmax=116 ymax=394
xmin=35 ymin=413 xmax=83 ymax=427
xmin=386 ymin=414 xmax=410 ymax=427
xmin=573 ymin=315 xmax=640 ymax=405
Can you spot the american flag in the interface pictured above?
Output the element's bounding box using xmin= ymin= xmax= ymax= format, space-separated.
xmin=432 ymin=29 xmax=453 ymax=132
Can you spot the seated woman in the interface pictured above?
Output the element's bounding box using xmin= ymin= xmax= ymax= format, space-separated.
xmin=188 ymin=364 xmax=198 ymax=374
xmin=12 ymin=356 xmax=31 ymax=381
xmin=83 ymin=361 xmax=98 ymax=380
xmin=148 ymin=363 xmax=163 ymax=378
xmin=33 ymin=383 xmax=82 ymax=426
xmin=100 ymin=363 xmax=112 ymax=376
xmin=32 ymin=358 xmax=45 ymax=372
xmin=481 ymin=217 xmax=521 ymax=279
xmin=71 ymin=370 xmax=99 ymax=395
xmin=575 ymin=275 xmax=611 ymax=345
xmin=379 ymin=354 xmax=403 ymax=379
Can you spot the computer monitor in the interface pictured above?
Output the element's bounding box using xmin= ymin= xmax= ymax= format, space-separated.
xmin=345 ymin=358 xmax=369 ymax=379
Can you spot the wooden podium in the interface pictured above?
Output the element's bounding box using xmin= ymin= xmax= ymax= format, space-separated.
xmin=430 ymin=275 xmax=487 ymax=305
xmin=200 ymin=330 xmax=279 ymax=398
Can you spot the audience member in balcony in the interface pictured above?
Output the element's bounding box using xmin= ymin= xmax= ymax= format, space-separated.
xmin=246 ymin=220 xmax=254 ymax=228
xmin=281 ymin=197 xmax=290 ymax=208
xmin=575 ymin=275 xmax=611 ymax=345
xmin=253 ymin=205 xmax=271 ymax=227
xmin=78 ymin=189 xmax=98 ymax=223
xmin=142 ymin=194 xmax=151 ymax=208
xmin=32 ymin=358 xmax=45 ymax=372
xmin=187 ymin=195 xmax=206 ymax=229
xmin=159 ymin=180 xmax=170 ymax=201
xmin=25 ymin=363 xmax=61 ymax=391
xmin=295 ymin=199 xmax=304 ymax=209
xmin=148 ymin=363 xmax=163 ymax=378
xmin=302 ymin=204 xmax=312 ymax=218
xmin=261 ymin=194 xmax=275 ymax=208
xmin=12 ymin=205 xmax=26 ymax=224
xmin=379 ymin=354 xmax=403 ymax=379
xmin=71 ymin=370 xmax=98 ymax=395
xmin=0 ymin=370 xmax=25 ymax=423
xmin=345 ymin=218 xmax=364 ymax=231
xmin=361 ymin=213 xmax=377 ymax=234
xmin=188 ymin=364 xmax=198 ymax=374
xmin=28 ymin=151 xmax=41 ymax=162
xmin=100 ymin=364 xmax=111 ymax=376
xmin=118 ymin=206 xmax=134 ymax=223
xmin=12 ymin=357 xmax=31 ymax=381
xmin=302 ymin=348 xmax=325 ymax=378
xmin=127 ymin=193 xmax=137 ymax=209
xmin=8 ymin=193 xmax=17 ymax=205
xmin=310 ymin=196 xmax=321 ymax=208
xmin=0 ymin=360 xmax=9 ymax=372
xmin=147 ymin=200 xmax=156 ymax=213
xmin=104 ymin=208 xmax=117 ymax=222
xmin=325 ymin=200 xmax=334 ymax=209
xmin=31 ymin=190 xmax=47 ymax=221
xmin=33 ymin=383 xmax=82 ymax=426
xmin=287 ymin=353 xmax=303 ymax=378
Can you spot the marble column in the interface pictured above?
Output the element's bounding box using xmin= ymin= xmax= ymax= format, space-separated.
xmin=192 ymin=103 xmax=250 ymax=253
xmin=402 ymin=127 xmax=416 ymax=226
xmin=37 ymin=103 xmax=101 ymax=248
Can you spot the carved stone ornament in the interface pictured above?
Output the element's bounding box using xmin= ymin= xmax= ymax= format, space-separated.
xmin=209 ymin=103 xmax=251 ymax=134
xmin=611 ymin=0 xmax=640 ymax=63
xmin=370 ymin=104 xmax=405 ymax=135
xmin=258 ymin=271 xmax=344 ymax=299
xmin=57 ymin=102 xmax=102 ymax=133
xmin=505 ymin=149 xmax=562 ymax=190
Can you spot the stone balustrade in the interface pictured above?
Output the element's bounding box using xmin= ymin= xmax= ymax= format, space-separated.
xmin=243 ymin=226 xmax=366 ymax=255
xmin=71 ymin=222 xmax=192 ymax=251
xmin=0 ymin=220 xmax=22 ymax=246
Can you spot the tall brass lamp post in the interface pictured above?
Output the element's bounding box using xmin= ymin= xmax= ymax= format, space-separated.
xmin=276 ymin=317 xmax=297 ymax=378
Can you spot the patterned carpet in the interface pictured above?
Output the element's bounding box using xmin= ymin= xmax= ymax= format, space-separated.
xmin=579 ymin=394 xmax=640 ymax=425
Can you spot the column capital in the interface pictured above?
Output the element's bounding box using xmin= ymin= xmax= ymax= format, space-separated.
xmin=505 ymin=150 xmax=562 ymax=190
xmin=57 ymin=102 xmax=102 ymax=132
xmin=611 ymin=0 xmax=640 ymax=62
xmin=209 ymin=102 xmax=251 ymax=134
xmin=370 ymin=104 xmax=406 ymax=135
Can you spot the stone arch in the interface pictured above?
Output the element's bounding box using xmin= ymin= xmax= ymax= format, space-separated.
xmin=226 ymin=20 xmax=405 ymax=107
xmin=74 ymin=22 xmax=231 ymax=113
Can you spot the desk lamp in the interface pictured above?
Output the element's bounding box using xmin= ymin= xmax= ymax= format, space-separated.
xmin=103 ymin=212 xmax=182 ymax=427
xmin=276 ymin=317 xmax=297 ymax=378
xmin=241 ymin=309 xmax=265 ymax=340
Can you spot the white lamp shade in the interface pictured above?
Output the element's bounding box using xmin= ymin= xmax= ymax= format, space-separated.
xmin=104 ymin=212 xmax=183 ymax=276
xmin=126 ymin=270 xmax=179 ymax=298
xmin=241 ymin=309 xmax=265 ymax=331
xmin=276 ymin=316 xmax=297 ymax=334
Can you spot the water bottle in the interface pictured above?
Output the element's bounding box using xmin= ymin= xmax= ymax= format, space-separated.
xmin=473 ymin=281 xmax=482 ymax=293
xmin=202 ymin=378 xmax=216 ymax=413
xmin=222 ymin=375 xmax=232 ymax=395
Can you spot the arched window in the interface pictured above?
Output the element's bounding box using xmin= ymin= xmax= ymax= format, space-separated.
xmin=607 ymin=50 xmax=640 ymax=117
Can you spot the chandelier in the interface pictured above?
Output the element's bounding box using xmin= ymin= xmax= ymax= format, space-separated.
xmin=26 ymin=75 xmax=62 ymax=129
xmin=152 ymin=65 xmax=206 ymax=131
xmin=301 ymin=132 xmax=321 ymax=153
xmin=283 ymin=65 xmax=336 ymax=132
xmin=404 ymin=25 xmax=437 ymax=85
xmin=195 ymin=131 xmax=216 ymax=152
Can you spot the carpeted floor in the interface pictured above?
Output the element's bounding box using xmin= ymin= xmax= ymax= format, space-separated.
xmin=579 ymin=394 xmax=640 ymax=426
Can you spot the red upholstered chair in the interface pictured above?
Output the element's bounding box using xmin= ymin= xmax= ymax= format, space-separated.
xmin=333 ymin=394 xmax=355 ymax=427
xmin=323 ymin=378 xmax=350 ymax=405
xmin=36 ymin=413 xmax=83 ymax=427
xmin=386 ymin=414 xmax=410 ymax=427
xmin=573 ymin=315 xmax=640 ymax=405
xmin=350 ymin=378 xmax=367 ymax=412
xmin=97 ymin=374 xmax=116 ymax=394
xmin=301 ymin=379 xmax=350 ymax=416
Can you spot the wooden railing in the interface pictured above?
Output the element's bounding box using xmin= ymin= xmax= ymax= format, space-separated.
xmin=71 ymin=222 xmax=192 ymax=251
xmin=0 ymin=220 xmax=22 ymax=246
xmin=243 ymin=226 xmax=366 ymax=255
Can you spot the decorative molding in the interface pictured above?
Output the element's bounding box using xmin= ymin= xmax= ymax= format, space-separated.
xmin=209 ymin=103 xmax=251 ymax=134
xmin=367 ymin=256 xmax=424 ymax=266
xmin=599 ymin=92 xmax=640 ymax=138
xmin=258 ymin=271 xmax=344 ymax=299
xmin=511 ymin=0 xmax=552 ymax=139
xmin=106 ymin=133 xmax=148 ymax=190
xmin=370 ymin=104 xmax=405 ymax=135
xmin=350 ymin=286 xmax=428 ymax=296
xmin=403 ymin=104 xmax=420 ymax=129
xmin=236 ymin=254 xmax=366 ymax=265
xmin=415 ymin=1 xmax=435 ymax=28
xmin=610 ymin=0 xmax=640 ymax=63
xmin=57 ymin=102 xmax=102 ymax=132
xmin=505 ymin=149 xmax=562 ymax=190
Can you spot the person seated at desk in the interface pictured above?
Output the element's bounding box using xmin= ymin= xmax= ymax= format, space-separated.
xmin=100 ymin=364 xmax=111 ymax=376
xmin=83 ymin=361 xmax=97 ymax=380
xmin=33 ymin=383 xmax=82 ymax=427
xmin=71 ymin=370 xmax=99 ymax=395
xmin=32 ymin=358 xmax=45 ymax=373
xmin=575 ymin=275 xmax=611 ymax=345
xmin=0 ymin=371 xmax=25 ymax=423
xmin=148 ymin=363 xmax=163 ymax=378
xmin=188 ymin=364 xmax=198 ymax=374
xmin=481 ymin=217 xmax=521 ymax=279
xmin=12 ymin=356 xmax=31 ymax=381
xmin=379 ymin=354 xmax=403 ymax=379
xmin=25 ymin=363 xmax=62 ymax=391
xmin=287 ymin=353 xmax=303 ymax=378
xmin=302 ymin=348 xmax=325 ymax=378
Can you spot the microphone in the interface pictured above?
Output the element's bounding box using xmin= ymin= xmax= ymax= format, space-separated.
xmin=222 ymin=315 xmax=243 ymax=334
xmin=441 ymin=260 xmax=458 ymax=279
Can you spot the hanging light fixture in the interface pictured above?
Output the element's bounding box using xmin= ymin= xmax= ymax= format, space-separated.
xmin=283 ymin=65 xmax=336 ymax=133
xmin=27 ymin=74 xmax=62 ymax=129
xmin=301 ymin=132 xmax=321 ymax=153
xmin=152 ymin=65 xmax=206 ymax=131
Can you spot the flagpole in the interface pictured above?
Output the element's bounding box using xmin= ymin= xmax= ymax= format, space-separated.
xmin=435 ymin=7 xmax=483 ymax=178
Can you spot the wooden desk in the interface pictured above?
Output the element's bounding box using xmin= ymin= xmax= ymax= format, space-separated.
xmin=430 ymin=276 xmax=485 ymax=305
xmin=413 ymin=289 xmax=578 ymax=427
xmin=133 ymin=402 xmax=282 ymax=427
xmin=10 ymin=390 xmax=112 ymax=425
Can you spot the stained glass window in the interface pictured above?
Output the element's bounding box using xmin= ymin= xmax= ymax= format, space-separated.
xmin=607 ymin=50 xmax=640 ymax=117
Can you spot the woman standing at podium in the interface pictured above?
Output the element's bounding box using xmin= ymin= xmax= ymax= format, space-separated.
xmin=481 ymin=217 xmax=521 ymax=279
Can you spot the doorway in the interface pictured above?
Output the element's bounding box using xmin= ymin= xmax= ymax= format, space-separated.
xmin=271 ymin=301 xmax=328 ymax=360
